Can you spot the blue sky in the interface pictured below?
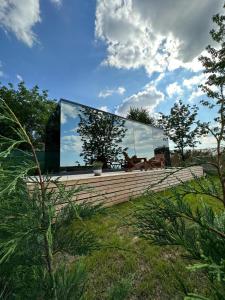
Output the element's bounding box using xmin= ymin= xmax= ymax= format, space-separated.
xmin=0 ymin=0 xmax=224 ymax=148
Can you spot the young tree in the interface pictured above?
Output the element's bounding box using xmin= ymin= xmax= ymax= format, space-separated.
xmin=134 ymin=4 xmax=225 ymax=298
xmin=161 ymin=100 xmax=199 ymax=161
xmin=0 ymin=99 xmax=104 ymax=299
xmin=198 ymin=8 xmax=225 ymax=199
xmin=77 ymin=107 xmax=127 ymax=168
xmin=0 ymin=82 xmax=56 ymax=150
xmin=127 ymin=107 xmax=156 ymax=125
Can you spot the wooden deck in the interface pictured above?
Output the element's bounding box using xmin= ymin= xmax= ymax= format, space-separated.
xmin=30 ymin=166 xmax=203 ymax=208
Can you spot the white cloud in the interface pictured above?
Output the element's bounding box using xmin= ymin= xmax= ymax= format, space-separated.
xmin=154 ymin=73 xmax=165 ymax=85
xmin=61 ymin=102 xmax=80 ymax=124
xmin=183 ymin=73 xmax=206 ymax=89
xmin=0 ymin=0 xmax=41 ymax=47
xmin=189 ymin=89 xmax=205 ymax=102
xmin=166 ymin=82 xmax=183 ymax=98
xmin=181 ymin=72 xmax=207 ymax=102
xmin=118 ymin=86 xmax=126 ymax=94
xmin=50 ymin=0 xmax=62 ymax=7
xmin=0 ymin=61 xmax=4 ymax=77
xmin=197 ymin=134 xmax=224 ymax=149
xmin=0 ymin=1 xmax=62 ymax=47
xmin=0 ymin=70 xmax=3 ymax=77
xmin=16 ymin=74 xmax=23 ymax=81
xmin=168 ymin=134 xmax=218 ymax=150
xmin=98 ymin=86 xmax=126 ymax=98
xmin=116 ymin=82 xmax=164 ymax=117
xmin=98 ymin=106 xmax=109 ymax=112
xmin=95 ymin=0 xmax=223 ymax=75
xmin=61 ymin=135 xmax=83 ymax=153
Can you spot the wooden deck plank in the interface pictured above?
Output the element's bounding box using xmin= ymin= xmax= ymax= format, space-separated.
xmin=29 ymin=166 xmax=204 ymax=208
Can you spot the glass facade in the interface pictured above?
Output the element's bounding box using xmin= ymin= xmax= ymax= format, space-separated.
xmin=60 ymin=100 xmax=169 ymax=170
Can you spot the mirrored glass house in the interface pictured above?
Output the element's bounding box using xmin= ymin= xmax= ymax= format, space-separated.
xmin=45 ymin=99 xmax=169 ymax=172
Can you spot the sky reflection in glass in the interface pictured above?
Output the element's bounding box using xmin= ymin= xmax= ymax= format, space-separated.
xmin=60 ymin=100 xmax=168 ymax=168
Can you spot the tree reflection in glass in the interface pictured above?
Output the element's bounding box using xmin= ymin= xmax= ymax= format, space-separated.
xmin=60 ymin=100 xmax=169 ymax=170
xmin=77 ymin=106 xmax=127 ymax=168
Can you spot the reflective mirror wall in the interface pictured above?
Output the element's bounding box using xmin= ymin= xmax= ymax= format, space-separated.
xmin=60 ymin=100 xmax=169 ymax=170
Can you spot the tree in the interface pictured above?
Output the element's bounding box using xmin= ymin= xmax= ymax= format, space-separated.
xmin=77 ymin=107 xmax=127 ymax=168
xmin=198 ymin=7 xmax=225 ymax=200
xmin=0 ymin=99 xmax=104 ymax=299
xmin=161 ymin=100 xmax=199 ymax=161
xmin=127 ymin=107 xmax=156 ymax=125
xmin=0 ymin=82 xmax=56 ymax=150
xmin=134 ymin=4 xmax=225 ymax=298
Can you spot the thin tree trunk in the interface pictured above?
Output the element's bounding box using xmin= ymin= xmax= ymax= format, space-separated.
xmin=4 ymin=102 xmax=58 ymax=300
xmin=217 ymin=85 xmax=225 ymax=206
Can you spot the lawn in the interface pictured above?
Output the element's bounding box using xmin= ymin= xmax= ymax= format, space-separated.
xmin=69 ymin=183 xmax=222 ymax=300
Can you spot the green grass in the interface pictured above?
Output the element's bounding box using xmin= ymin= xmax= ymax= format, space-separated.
xmin=70 ymin=183 xmax=222 ymax=299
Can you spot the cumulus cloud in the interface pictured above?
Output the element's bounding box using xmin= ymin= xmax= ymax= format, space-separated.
xmin=61 ymin=102 xmax=80 ymax=124
xmin=0 ymin=0 xmax=41 ymax=47
xmin=61 ymin=135 xmax=83 ymax=153
xmin=98 ymin=86 xmax=126 ymax=98
xmin=116 ymin=82 xmax=164 ymax=116
xmin=95 ymin=0 xmax=223 ymax=75
xmin=166 ymin=82 xmax=183 ymax=98
xmin=183 ymin=73 xmax=206 ymax=89
xmin=189 ymin=89 xmax=205 ymax=103
xmin=181 ymin=73 xmax=206 ymax=102
xmin=0 ymin=0 xmax=62 ymax=47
